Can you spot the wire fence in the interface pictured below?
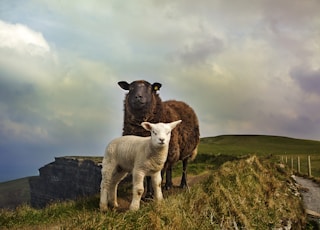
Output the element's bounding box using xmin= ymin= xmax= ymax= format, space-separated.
xmin=281 ymin=155 xmax=317 ymax=177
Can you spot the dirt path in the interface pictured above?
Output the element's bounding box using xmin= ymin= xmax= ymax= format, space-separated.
xmin=117 ymin=172 xmax=210 ymax=211
xmin=294 ymin=176 xmax=320 ymax=217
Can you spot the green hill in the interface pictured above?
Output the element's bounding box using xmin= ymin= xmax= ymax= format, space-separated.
xmin=0 ymin=156 xmax=307 ymax=229
xmin=1 ymin=134 xmax=320 ymax=210
xmin=172 ymin=135 xmax=319 ymax=180
xmin=0 ymin=177 xmax=33 ymax=209
xmin=200 ymin=135 xmax=320 ymax=155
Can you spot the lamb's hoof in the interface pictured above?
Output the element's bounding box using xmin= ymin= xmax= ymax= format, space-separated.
xmin=129 ymin=205 xmax=139 ymax=211
xmin=100 ymin=203 xmax=108 ymax=212
xmin=105 ymin=201 xmax=118 ymax=210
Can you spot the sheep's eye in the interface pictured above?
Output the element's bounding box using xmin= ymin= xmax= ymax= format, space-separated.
xmin=152 ymin=131 xmax=157 ymax=135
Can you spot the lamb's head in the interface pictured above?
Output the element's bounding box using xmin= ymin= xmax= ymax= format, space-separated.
xmin=118 ymin=80 xmax=161 ymax=111
xmin=141 ymin=120 xmax=182 ymax=148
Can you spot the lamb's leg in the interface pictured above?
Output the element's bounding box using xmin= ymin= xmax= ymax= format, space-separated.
xmin=180 ymin=158 xmax=188 ymax=188
xmin=108 ymin=165 xmax=127 ymax=208
xmin=130 ymin=170 xmax=145 ymax=211
xmin=151 ymin=172 xmax=163 ymax=202
xmin=100 ymin=163 xmax=113 ymax=211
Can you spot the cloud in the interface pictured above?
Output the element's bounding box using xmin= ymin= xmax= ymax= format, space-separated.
xmin=0 ymin=20 xmax=124 ymax=181
xmin=0 ymin=20 xmax=57 ymax=147
xmin=0 ymin=53 xmax=121 ymax=148
xmin=173 ymin=35 xmax=225 ymax=65
xmin=1 ymin=1 xmax=320 ymax=181
xmin=0 ymin=20 xmax=50 ymax=56
xmin=290 ymin=66 xmax=320 ymax=96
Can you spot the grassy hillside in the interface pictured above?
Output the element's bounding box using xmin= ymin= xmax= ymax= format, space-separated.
xmin=0 ymin=177 xmax=32 ymax=210
xmin=0 ymin=156 xmax=306 ymax=229
xmin=197 ymin=135 xmax=320 ymax=178
xmin=200 ymin=135 xmax=320 ymax=155
xmin=1 ymin=134 xmax=320 ymax=211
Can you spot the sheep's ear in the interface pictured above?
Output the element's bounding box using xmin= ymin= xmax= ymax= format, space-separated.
xmin=118 ymin=81 xmax=130 ymax=90
xmin=141 ymin=122 xmax=153 ymax=131
xmin=169 ymin=120 xmax=182 ymax=130
xmin=152 ymin=82 xmax=162 ymax=91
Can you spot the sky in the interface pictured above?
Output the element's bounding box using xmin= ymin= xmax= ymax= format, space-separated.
xmin=1 ymin=0 xmax=320 ymax=182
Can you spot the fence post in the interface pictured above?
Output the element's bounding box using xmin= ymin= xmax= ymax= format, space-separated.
xmin=291 ymin=157 xmax=294 ymax=172
xmin=297 ymin=156 xmax=300 ymax=174
xmin=308 ymin=155 xmax=312 ymax=177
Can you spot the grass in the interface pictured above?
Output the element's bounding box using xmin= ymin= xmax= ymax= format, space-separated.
xmin=197 ymin=135 xmax=320 ymax=178
xmin=1 ymin=134 xmax=320 ymax=229
xmin=0 ymin=177 xmax=32 ymax=209
xmin=60 ymin=156 xmax=103 ymax=164
xmin=200 ymin=135 xmax=320 ymax=155
xmin=0 ymin=156 xmax=306 ymax=229
xmin=281 ymin=154 xmax=320 ymax=179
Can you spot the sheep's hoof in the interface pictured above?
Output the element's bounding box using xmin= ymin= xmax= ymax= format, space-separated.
xmin=142 ymin=193 xmax=154 ymax=201
xmin=163 ymin=184 xmax=172 ymax=190
xmin=179 ymin=183 xmax=187 ymax=189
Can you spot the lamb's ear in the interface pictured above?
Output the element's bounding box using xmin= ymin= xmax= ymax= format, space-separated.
xmin=141 ymin=122 xmax=153 ymax=131
xmin=169 ymin=120 xmax=182 ymax=130
xmin=152 ymin=82 xmax=162 ymax=91
xmin=118 ymin=81 xmax=130 ymax=90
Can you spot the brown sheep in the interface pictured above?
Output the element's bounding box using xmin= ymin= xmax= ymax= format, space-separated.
xmin=118 ymin=80 xmax=200 ymax=197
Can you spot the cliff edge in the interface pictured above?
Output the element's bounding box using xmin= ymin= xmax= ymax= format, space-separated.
xmin=29 ymin=156 xmax=102 ymax=208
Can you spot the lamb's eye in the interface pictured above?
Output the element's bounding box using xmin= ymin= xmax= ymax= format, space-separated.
xmin=152 ymin=131 xmax=157 ymax=135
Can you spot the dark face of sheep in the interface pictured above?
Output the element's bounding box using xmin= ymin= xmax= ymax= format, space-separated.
xmin=118 ymin=80 xmax=162 ymax=111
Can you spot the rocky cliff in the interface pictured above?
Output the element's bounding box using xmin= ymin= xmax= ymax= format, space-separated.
xmin=29 ymin=156 xmax=102 ymax=208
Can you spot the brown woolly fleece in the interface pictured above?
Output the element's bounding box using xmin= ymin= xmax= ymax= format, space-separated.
xmin=119 ymin=80 xmax=200 ymax=190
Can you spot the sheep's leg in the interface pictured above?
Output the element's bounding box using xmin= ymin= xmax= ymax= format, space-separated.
xmin=164 ymin=166 xmax=173 ymax=190
xmin=144 ymin=176 xmax=154 ymax=199
xmin=108 ymin=165 xmax=128 ymax=208
xmin=180 ymin=159 xmax=188 ymax=188
xmin=151 ymin=172 xmax=163 ymax=202
xmin=130 ymin=170 xmax=145 ymax=211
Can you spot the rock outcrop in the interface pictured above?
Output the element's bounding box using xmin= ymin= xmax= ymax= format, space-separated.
xmin=29 ymin=156 xmax=102 ymax=208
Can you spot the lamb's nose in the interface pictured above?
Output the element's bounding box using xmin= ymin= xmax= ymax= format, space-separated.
xmin=159 ymin=138 xmax=165 ymax=144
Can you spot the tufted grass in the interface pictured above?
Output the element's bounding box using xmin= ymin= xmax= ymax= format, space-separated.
xmin=0 ymin=156 xmax=306 ymax=229
xmin=1 ymin=134 xmax=319 ymax=229
xmin=172 ymin=135 xmax=320 ymax=178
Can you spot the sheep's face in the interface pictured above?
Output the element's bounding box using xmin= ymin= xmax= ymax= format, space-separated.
xmin=118 ymin=80 xmax=161 ymax=111
xmin=141 ymin=120 xmax=182 ymax=148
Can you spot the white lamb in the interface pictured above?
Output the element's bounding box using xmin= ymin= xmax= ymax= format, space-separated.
xmin=100 ymin=120 xmax=182 ymax=211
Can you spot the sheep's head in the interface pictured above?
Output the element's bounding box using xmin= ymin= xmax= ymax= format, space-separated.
xmin=141 ymin=120 xmax=182 ymax=148
xmin=118 ymin=80 xmax=161 ymax=111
